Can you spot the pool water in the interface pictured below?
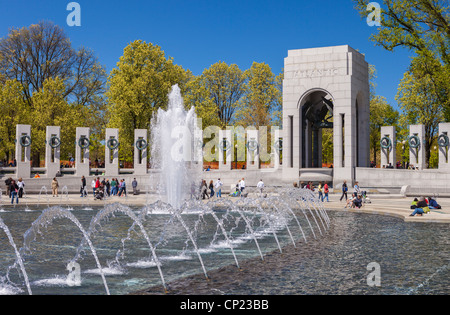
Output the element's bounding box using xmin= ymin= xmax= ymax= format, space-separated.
xmin=0 ymin=206 xmax=448 ymax=295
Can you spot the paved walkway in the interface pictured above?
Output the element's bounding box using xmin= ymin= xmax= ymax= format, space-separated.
xmin=325 ymin=194 xmax=450 ymax=223
xmin=2 ymin=192 xmax=450 ymax=224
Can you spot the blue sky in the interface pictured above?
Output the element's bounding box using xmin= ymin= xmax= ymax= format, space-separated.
xmin=0 ymin=0 xmax=414 ymax=110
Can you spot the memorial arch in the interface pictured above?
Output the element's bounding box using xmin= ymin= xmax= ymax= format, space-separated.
xmin=297 ymin=88 xmax=334 ymax=169
xmin=282 ymin=45 xmax=370 ymax=186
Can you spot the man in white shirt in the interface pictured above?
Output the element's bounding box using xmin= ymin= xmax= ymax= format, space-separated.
xmin=257 ymin=179 xmax=264 ymax=197
xmin=215 ymin=178 xmax=223 ymax=198
xmin=239 ymin=178 xmax=246 ymax=197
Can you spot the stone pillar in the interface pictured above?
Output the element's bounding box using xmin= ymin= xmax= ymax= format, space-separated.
xmin=246 ymin=129 xmax=259 ymax=170
xmin=134 ymin=129 xmax=148 ymax=175
xmin=272 ymin=126 xmax=282 ymax=170
xmin=193 ymin=125 xmax=203 ymax=165
xmin=219 ymin=129 xmax=232 ymax=171
xmin=438 ymin=123 xmax=450 ymax=170
xmin=105 ymin=128 xmax=119 ymax=176
xmin=334 ymin=114 xmax=344 ymax=169
xmin=317 ymin=129 xmax=323 ymax=168
xmin=15 ymin=124 xmax=31 ymax=179
xmin=75 ymin=127 xmax=90 ymax=177
xmin=409 ymin=125 xmax=425 ymax=170
xmin=45 ymin=126 xmax=61 ymax=178
xmin=380 ymin=126 xmax=396 ymax=168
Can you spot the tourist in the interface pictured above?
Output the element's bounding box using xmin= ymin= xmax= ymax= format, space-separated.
xmin=51 ymin=177 xmax=59 ymax=197
xmin=122 ymin=179 xmax=127 ymax=197
xmin=340 ymin=180 xmax=348 ymax=201
xmin=91 ymin=178 xmax=96 ymax=196
xmin=118 ymin=179 xmax=127 ymax=197
xmin=354 ymin=181 xmax=361 ymax=195
xmin=257 ymin=179 xmax=265 ymax=197
xmin=116 ymin=178 xmax=120 ymax=195
xmin=428 ymin=197 xmax=441 ymax=210
xmin=323 ymin=182 xmax=330 ymax=202
xmin=318 ymin=182 xmax=323 ymax=201
xmin=17 ymin=178 xmax=25 ymax=198
xmin=9 ymin=179 xmax=19 ymax=205
xmin=4 ymin=177 xmax=12 ymax=197
xmin=95 ymin=177 xmax=100 ymax=191
xmin=201 ymin=180 xmax=209 ymax=199
xmin=344 ymin=194 xmax=355 ymax=209
xmin=410 ymin=197 xmax=428 ymax=216
xmin=209 ymin=180 xmax=214 ymax=198
xmin=353 ymin=195 xmax=363 ymax=209
xmin=239 ymin=178 xmax=246 ymax=197
xmin=132 ymin=178 xmax=138 ymax=195
xmin=411 ymin=198 xmax=419 ymax=209
xmin=215 ymin=178 xmax=223 ymax=198
xmin=80 ymin=176 xmax=87 ymax=197
xmin=105 ymin=179 xmax=111 ymax=197
xmin=110 ymin=178 xmax=117 ymax=196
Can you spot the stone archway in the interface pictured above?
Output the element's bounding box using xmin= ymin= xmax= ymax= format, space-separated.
xmin=282 ymin=45 xmax=370 ymax=186
xmin=297 ymin=89 xmax=334 ymax=168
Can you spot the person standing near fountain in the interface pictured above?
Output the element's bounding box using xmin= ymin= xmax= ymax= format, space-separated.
xmin=323 ymin=182 xmax=330 ymax=202
xmin=132 ymin=178 xmax=138 ymax=195
xmin=9 ymin=179 xmax=19 ymax=205
xmin=201 ymin=180 xmax=209 ymax=200
xmin=17 ymin=178 xmax=25 ymax=198
xmin=51 ymin=178 xmax=59 ymax=197
xmin=5 ymin=177 xmax=12 ymax=198
xmin=215 ymin=178 xmax=223 ymax=198
xmin=257 ymin=179 xmax=265 ymax=197
xmin=91 ymin=178 xmax=96 ymax=197
xmin=239 ymin=178 xmax=246 ymax=197
xmin=209 ymin=180 xmax=214 ymax=198
xmin=80 ymin=176 xmax=87 ymax=197
xmin=340 ymin=180 xmax=348 ymax=202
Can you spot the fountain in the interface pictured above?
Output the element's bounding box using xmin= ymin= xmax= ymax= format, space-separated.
xmin=150 ymin=84 xmax=202 ymax=209
xmin=0 ymin=85 xmax=333 ymax=295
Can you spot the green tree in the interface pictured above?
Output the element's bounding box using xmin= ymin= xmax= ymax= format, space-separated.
xmin=235 ymin=62 xmax=280 ymax=128
xmin=201 ymin=61 xmax=246 ymax=128
xmin=370 ymin=95 xmax=400 ymax=164
xmin=183 ymin=74 xmax=221 ymax=128
xmin=0 ymin=79 xmax=27 ymax=161
xmin=0 ymin=21 xmax=106 ymax=107
xmin=354 ymin=0 xmax=450 ymax=119
xmin=0 ymin=21 xmax=107 ymax=165
xmin=27 ymin=77 xmax=84 ymax=163
xmin=106 ymin=40 xmax=189 ymax=163
xmin=396 ymin=54 xmax=445 ymax=167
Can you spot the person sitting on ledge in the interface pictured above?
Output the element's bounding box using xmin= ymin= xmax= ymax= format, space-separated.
xmin=352 ymin=195 xmax=363 ymax=209
xmin=411 ymin=198 xmax=418 ymax=209
xmin=410 ymin=197 xmax=428 ymax=216
xmin=428 ymin=197 xmax=441 ymax=210
xmin=344 ymin=193 xmax=356 ymax=209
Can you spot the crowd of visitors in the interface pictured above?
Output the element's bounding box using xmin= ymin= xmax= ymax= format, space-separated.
xmin=409 ymin=196 xmax=442 ymax=216
xmin=81 ymin=177 xmax=139 ymax=200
